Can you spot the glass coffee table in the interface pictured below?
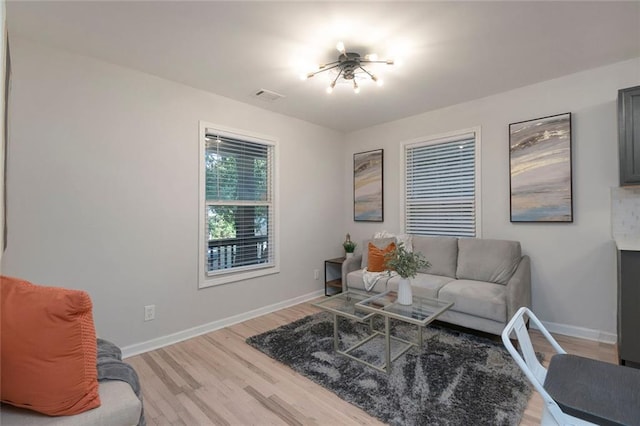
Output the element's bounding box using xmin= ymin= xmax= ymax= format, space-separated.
xmin=356 ymin=291 xmax=453 ymax=373
xmin=314 ymin=290 xmax=453 ymax=374
xmin=313 ymin=291 xmax=377 ymax=365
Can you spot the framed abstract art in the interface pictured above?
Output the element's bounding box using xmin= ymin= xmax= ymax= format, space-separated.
xmin=354 ymin=149 xmax=383 ymax=222
xmin=509 ymin=113 xmax=573 ymax=223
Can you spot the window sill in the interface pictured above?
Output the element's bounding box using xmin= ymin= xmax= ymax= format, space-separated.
xmin=198 ymin=265 xmax=280 ymax=289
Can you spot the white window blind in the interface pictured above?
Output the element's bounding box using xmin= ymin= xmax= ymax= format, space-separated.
xmin=203 ymin=132 xmax=275 ymax=277
xmin=404 ymin=133 xmax=477 ymax=237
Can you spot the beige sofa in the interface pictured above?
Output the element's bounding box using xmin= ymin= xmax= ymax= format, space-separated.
xmin=342 ymin=236 xmax=531 ymax=335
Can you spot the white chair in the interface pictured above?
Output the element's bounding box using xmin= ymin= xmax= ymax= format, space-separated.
xmin=502 ymin=307 xmax=640 ymax=426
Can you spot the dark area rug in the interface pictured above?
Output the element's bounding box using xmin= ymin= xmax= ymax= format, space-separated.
xmin=246 ymin=312 xmax=532 ymax=426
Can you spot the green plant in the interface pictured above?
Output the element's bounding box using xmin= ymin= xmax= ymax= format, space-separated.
xmin=343 ymin=240 xmax=357 ymax=253
xmin=384 ymin=243 xmax=430 ymax=279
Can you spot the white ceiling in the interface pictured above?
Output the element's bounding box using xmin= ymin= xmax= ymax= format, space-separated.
xmin=7 ymin=1 xmax=640 ymax=132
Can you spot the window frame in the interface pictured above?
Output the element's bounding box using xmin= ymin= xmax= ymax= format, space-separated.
xmin=198 ymin=121 xmax=280 ymax=289
xmin=400 ymin=127 xmax=482 ymax=238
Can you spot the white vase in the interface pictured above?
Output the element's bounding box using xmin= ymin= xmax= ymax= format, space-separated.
xmin=397 ymin=278 xmax=413 ymax=305
xmin=346 ymin=252 xmax=354 ymax=259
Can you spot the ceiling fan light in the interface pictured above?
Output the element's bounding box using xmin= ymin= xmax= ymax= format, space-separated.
xmin=327 ymin=80 xmax=337 ymax=94
xmin=376 ymin=79 xmax=384 ymax=87
xmin=301 ymin=42 xmax=395 ymax=94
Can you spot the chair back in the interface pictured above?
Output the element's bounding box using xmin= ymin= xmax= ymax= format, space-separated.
xmin=502 ymin=307 xmax=595 ymax=426
xmin=503 ymin=307 xmax=551 ymax=385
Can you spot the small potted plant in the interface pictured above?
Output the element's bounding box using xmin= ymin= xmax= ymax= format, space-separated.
xmin=343 ymin=234 xmax=357 ymax=258
xmin=384 ymin=243 xmax=430 ymax=305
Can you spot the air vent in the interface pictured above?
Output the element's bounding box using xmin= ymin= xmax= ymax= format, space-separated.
xmin=254 ymin=89 xmax=285 ymax=102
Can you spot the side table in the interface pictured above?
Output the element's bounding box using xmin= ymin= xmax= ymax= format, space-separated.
xmin=324 ymin=257 xmax=345 ymax=296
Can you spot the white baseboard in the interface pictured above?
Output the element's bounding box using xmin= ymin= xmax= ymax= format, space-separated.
xmin=121 ymin=290 xmax=324 ymax=358
xmin=122 ymin=290 xmax=617 ymax=358
xmin=533 ymin=320 xmax=617 ymax=344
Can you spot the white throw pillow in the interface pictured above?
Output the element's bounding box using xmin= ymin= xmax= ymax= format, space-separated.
xmin=371 ymin=231 xmax=413 ymax=252
xmin=373 ymin=230 xmax=395 ymax=239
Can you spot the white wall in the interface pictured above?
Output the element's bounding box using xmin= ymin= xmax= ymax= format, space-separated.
xmin=2 ymin=38 xmax=345 ymax=348
xmin=0 ymin=0 xmax=5 ymax=263
xmin=5 ymin=37 xmax=639 ymax=348
xmin=344 ymin=58 xmax=640 ymax=340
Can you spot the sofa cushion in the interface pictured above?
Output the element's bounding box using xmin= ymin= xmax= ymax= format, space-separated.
xmin=361 ymin=238 xmax=396 ymax=269
xmin=403 ymin=273 xmax=454 ymax=299
xmin=438 ymin=279 xmax=507 ymax=322
xmin=456 ymin=238 xmax=521 ymax=285
xmin=412 ymin=236 xmax=458 ymax=278
xmin=346 ymin=270 xmax=454 ymax=299
xmin=0 ymin=276 xmax=100 ymax=416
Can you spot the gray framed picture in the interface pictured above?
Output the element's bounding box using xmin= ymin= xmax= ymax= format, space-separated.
xmin=354 ymin=149 xmax=383 ymax=222
xmin=509 ymin=112 xmax=573 ymax=222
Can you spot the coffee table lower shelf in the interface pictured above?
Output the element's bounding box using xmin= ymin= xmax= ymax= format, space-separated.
xmin=331 ymin=313 xmax=420 ymax=374
xmin=314 ymin=290 xmax=454 ymax=374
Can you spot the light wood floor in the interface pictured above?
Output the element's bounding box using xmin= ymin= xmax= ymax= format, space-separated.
xmin=127 ymin=298 xmax=618 ymax=426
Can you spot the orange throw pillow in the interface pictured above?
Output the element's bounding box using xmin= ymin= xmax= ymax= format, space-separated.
xmin=368 ymin=241 xmax=396 ymax=272
xmin=0 ymin=276 xmax=101 ymax=416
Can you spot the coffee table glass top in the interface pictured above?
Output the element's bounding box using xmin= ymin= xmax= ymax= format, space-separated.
xmin=356 ymin=291 xmax=453 ymax=326
xmin=313 ymin=291 xmax=376 ymax=321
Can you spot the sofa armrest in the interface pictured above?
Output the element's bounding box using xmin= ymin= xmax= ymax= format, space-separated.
xmin=506 ymin=255 xmax=531 ymax=322
xmin=342 ymin=254 xmax=363 ymax=292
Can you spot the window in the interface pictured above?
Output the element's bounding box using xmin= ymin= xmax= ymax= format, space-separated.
xmin=402 ymin=129 xmax=481 ymax=237
xmin=199 ymin=123 xmax=278 ymax=288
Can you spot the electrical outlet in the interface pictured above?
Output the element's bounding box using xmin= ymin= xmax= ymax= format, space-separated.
xmin=144 ymin=305 xmax=155 ymax=321
xmin=314 ymin=269 xmax=320 ymax=280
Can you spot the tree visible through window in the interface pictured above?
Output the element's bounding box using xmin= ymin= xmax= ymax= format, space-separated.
xmin=203 ymin=132 xmax=274 ymax=277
